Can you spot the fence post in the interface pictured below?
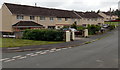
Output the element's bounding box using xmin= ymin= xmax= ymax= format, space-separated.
xmin=71 ymin=31 xmax=75 ymax=41
xmin=83 ymin=29 xmax=88 ymax=38
xmin=65 ymin=31 xmax=71 ymax=42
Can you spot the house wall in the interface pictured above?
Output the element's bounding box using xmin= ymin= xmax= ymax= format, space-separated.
xmin=12 ymin=15 xmax=81 ymax=29
xmin=0 ymin=8 xmax=2 ymax=32
xmin=1 ymin=4 xmax=13 ymax=32
xmin=78 ymin=18 xmax=104 ymax=25
xmin=98 ymin=12 xmax=118 ymax=21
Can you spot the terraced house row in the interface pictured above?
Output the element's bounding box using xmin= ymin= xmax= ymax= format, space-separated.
xmin=0 ymin=3 xmax=117 ymax=33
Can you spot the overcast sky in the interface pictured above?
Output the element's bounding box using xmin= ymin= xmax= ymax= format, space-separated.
xmin=0 ymin=0 xmax=119 ymax=12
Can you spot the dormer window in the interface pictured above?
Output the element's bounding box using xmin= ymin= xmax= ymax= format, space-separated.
xmin=17 ymin=15 xmax=24 ymax=19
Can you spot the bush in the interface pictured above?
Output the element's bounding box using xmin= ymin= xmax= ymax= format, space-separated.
xmin=108 ymin=25 xmax=115 ymax=30
xmin=23 ymin=29 xmax=64 ymax=41
xmin=77 ymin=25 xmax=86 ymax=31
xmin=87 ymin=25 xmax=101 ymax=35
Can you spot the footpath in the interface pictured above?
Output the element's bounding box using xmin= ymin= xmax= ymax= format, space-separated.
xmin=2 ymin=30 xmax=115 ymax=53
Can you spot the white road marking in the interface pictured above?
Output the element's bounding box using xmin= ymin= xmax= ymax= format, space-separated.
xmin=26 ymin=53 xmax=34 ymax=56
xmin=56 ymin=49 xmax=61 ymax=51
xmin=96 ymin=60 xmax=104 ymax=62
xmin=4 ymin=59 xmax=15 ymax=62
xmin=44 ymin=50 xmax=50 ymax=52
xmin=62 ymin=48 xmax=67 ymax=50
xmin=0 ymin=58 xmax=10 ymax=61
xmin=49 ymin=50 xmax=55 ymax=53
xmin=35 ymin=51 xmax=43 ymax=54
xmin=12 ymin=55 xmax=22 ymax=59
xmin=30 ymin=54 xmax=38 ymax=57
xmin=68 ymin=47 xmax=72 ymax=48
xmin=18 ymin=56 xmax=27 ymax=59
xmin=40 ymin=52 xmax=47 ymax=55
xmin=51 ymin=48 xmax=56 ymax=51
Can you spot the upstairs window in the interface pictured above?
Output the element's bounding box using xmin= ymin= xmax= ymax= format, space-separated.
xmin=40 ymin=16 xmax=45 ymax=20
xmin=30 ymin=16 xmax=35 ymax=20
xmin=65 ymin=18 xmax=68 ymax=21
xmin=17 ymin=15 xmax=24 ymax=19
xmin=50 ymin=17 xmax=54 ymax=21
xmin=95 ymin=18 xmax=97 ymax=21
xmin=72 ymin=18 xmax=75 ymax=21
xmin=57 ymin=18 xmax=62 ymax=21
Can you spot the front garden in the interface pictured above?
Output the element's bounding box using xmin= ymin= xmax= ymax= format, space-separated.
xmin=1 ymin=38 xmax=63 ymax=47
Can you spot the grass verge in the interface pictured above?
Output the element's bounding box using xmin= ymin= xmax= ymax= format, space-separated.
xmin=0 ymin=38 xmax=63 ymax=48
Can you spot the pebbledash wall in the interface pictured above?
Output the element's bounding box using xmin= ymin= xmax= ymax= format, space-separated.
xmin=0 ymin=3 xmax=104 ymax=33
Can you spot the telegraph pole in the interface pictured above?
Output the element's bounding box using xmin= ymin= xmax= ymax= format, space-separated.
xmin=110 ymin=8 xmax=112 ymax=25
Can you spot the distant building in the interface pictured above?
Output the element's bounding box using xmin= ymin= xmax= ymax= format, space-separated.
xmin=98 ymin=12 xmax=118 ymax=21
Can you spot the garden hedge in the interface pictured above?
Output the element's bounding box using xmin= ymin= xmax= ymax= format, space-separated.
xmin=23 ymin=29 xmax=64 ymax=41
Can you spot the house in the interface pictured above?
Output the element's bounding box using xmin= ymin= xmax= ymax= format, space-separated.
xmin=76 ymin=12 xmax=104 ymax=26
xmin=98 ymin=12 xmax=118 ymax=21
xmin=0 ymin=3 xmax=104 ymax=33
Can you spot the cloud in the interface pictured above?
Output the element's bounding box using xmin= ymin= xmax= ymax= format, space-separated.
xmin=0 ymin=0 xmax=119 ymax=11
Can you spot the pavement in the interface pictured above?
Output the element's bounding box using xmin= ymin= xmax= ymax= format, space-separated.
xmin=2 ymin=29 xmax=118 ymax=68
xmin=1 ymin=29 xmax=115 ymax=53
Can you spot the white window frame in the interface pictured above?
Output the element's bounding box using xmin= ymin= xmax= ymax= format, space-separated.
xmin=30 ymin=16 xmax=35 ymax=20
xmin=57 ymin=18 xmax=62 ymax=21
xmin=17 ymin=15 xmax=24 ymax=20
xmin=50 ymin=17 xmax=54 ymax=21
xmin=40 ymin=16 xmax=46 ymax=20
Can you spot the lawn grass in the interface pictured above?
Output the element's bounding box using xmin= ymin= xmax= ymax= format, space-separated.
xmin=0 ymin=38 xmax=63 ymax=48
xmin=104 ymin=22 xmax=119 ymax=25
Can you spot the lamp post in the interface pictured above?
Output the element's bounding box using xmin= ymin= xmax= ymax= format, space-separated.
xmin=110 ymin=8 xmax=112 ymax=25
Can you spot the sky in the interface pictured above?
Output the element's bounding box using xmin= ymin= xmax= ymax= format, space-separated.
xmin=0 ymin=0 xmax=119 ymax=12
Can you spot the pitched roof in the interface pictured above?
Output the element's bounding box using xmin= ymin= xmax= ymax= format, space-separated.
xmin=12 ymin=21 xmax=44 ymax=27
xmin=4 ymin=3 xmax=80 ymax=18
xmin=102 ymin=12 xmax=116 ymax=16
xmin=76 ymin=12 xmax=103 ymax=18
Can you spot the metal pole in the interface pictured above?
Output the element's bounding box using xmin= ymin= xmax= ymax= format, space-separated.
xmin=110 ymin=8 xmax=112 ymax=25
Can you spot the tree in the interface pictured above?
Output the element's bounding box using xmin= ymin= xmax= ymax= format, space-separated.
xmin=71 ymin=21 xmax=77 ymax=29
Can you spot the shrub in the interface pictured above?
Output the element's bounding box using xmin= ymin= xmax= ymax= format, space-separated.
xmin=71 ymin=23 xmax=77 ymax=29
xmin=87 ymin=25 xmax=101 ymax=35
xmin=23 ymin=29 xmax=64 ymax=41
xmin=77 ymin=25 xmax=86 ymax=31
xmin=108 ymin=25 xmax=115 ymax=30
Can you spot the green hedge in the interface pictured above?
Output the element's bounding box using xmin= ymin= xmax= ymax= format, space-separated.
xmin=87 ymin=25 xmax=101 ymax=35
xmin=23 ymin=29 xmax=64 ymax=41
xmin=108 ymin=25 xmax=115 ymax=30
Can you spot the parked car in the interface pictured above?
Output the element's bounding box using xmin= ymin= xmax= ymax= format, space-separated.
xmin=102 ymin=24 xmax=109 ymax=28
xmin=62 ymin=28 xmax=78 ymax=32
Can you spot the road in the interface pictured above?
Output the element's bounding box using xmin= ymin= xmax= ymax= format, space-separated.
xmin=2 ymin=30 xmax=118 ymax=68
